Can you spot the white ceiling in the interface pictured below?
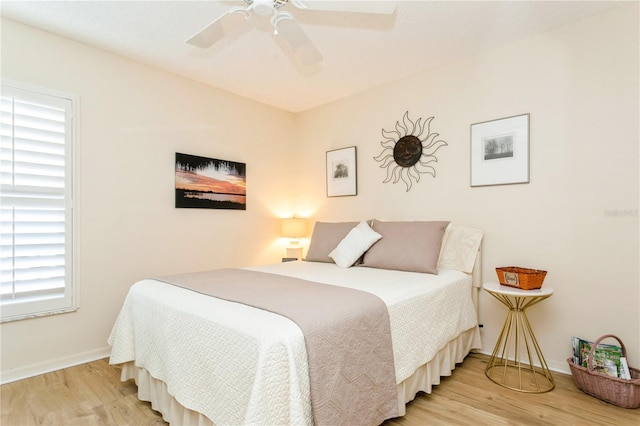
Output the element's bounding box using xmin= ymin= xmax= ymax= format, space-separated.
xmin=0 ymin=1 xmax=626 ymax=113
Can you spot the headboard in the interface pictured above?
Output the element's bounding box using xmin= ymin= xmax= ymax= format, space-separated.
xmin=471 ymin=246 xmax=482 ymax=322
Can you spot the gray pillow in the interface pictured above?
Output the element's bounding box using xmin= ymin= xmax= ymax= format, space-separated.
xmin=305 ymin=221 xmax=359 ymax=263
xmin=362 ymin=220 xmax=450 ymax=274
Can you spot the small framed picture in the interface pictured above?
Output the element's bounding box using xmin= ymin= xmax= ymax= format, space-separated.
xmin=470 ymin=114 xmax=530 ymax=187
xmin=326 ymin=146 xmax=357 ymax=197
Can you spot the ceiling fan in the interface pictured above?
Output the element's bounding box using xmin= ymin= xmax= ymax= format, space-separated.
xmin=186 ymin=0 xmax=397 ymax=66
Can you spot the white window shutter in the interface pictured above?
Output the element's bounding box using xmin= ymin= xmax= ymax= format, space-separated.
xmin=1 ymin=82 xmax=77 ymax=322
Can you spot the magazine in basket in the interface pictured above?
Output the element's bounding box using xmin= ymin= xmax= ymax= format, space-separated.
xmin=571 ymin=336 xmax=623 ymax=378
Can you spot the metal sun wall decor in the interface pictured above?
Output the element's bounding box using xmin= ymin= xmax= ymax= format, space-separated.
xmin=373 ymin=111 xmax=448 ymax=191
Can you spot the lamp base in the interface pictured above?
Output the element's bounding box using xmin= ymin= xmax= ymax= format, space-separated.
xmin=286 ymin=247 xmax=303 ymax=260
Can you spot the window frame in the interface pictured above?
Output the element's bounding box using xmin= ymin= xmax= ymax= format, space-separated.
xmin=1 ymin=79 xmax=80 ymax=322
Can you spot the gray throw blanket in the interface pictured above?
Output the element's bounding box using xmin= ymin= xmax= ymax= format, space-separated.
xmin=157 ymin=268 xmax=399 ymax=426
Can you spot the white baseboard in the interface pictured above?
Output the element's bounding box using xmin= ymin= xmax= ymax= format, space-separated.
xmin=0 ymin=346 xmax=112 ymax=385
xmin=476 ymin=348 xmax=571 ymax=375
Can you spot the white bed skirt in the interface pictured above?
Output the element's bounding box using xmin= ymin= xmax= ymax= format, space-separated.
xmin=120 ymin=326 xmax=481 ymax=425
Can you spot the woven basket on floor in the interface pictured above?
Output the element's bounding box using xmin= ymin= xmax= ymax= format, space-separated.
xmin=567 ymin=334 xmax=640 ymax=409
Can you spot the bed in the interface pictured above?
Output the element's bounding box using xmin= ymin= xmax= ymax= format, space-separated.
xmin=108 ymin=220 xmax=483 ymax=425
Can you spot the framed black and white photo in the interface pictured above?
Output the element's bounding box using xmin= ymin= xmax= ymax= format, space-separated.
xmin=326 ymin=146 xmax=357 ymax=197
xmin=470 ymin=114 xmax=530 ymax=187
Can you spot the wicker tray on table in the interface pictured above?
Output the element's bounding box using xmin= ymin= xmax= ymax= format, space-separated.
xmin=495 ymin=266 xmax=547 ymax=290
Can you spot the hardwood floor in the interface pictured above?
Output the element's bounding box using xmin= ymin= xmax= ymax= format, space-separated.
xmin=1 ymin=359 xmax=165 ymax=426
xmin=384 ymin=354 xmax=639 ymax=426
xmin=1 ymin=353 xmax=638 ymax=425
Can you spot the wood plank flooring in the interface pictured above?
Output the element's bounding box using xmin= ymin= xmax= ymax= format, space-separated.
xmin=1 ymin=353 xmax=638 ymax=425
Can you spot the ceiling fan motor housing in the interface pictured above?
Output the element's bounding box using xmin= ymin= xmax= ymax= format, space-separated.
xmin=252 ymin=0 xmax=289 ymax=16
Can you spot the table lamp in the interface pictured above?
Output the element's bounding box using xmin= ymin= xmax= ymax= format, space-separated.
xmin=281 ymin=217 xmax=307 ymax=260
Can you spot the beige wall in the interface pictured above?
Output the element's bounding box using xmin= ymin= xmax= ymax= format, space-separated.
xmin=1 ymin=4 xmax=638 ymax=381
xmin=294 ymin=5 xmax=639 ymax=373
xmin=0 ymin=19 xmax=298 ymax=381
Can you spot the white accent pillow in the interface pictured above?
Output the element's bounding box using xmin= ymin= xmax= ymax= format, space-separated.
xmin=329 ymin=221 xmax=382 ymax=268
xmin=438 ymin=225 xmax=483 ymax=273
xmin=305 ymin=221 xmax=359 ymax=263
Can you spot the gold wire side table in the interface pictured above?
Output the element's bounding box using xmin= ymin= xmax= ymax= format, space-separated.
xmin=483 ymin=281 xmax=555 ymax=393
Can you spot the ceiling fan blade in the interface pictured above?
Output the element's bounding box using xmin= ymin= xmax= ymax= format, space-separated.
xmin=275 ymin=17 xmax=323 ymax=66
xmin=186 ymin=9 xmax=249 ymax=48
xmin=293 ymin=0 xmax=397 ymax=14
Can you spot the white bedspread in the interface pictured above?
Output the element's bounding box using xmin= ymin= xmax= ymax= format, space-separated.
xmin=108 ymin=262 xmax=478 ymax=425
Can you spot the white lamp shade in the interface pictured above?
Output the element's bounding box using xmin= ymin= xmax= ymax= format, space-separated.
xmin=281 ymin=218 xmax=307 ymax=238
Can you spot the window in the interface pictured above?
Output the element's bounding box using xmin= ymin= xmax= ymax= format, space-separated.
xmin=1 ymin=81 xmax=77 ymax=322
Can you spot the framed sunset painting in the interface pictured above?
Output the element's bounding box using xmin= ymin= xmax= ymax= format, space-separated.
xmin=175 ymin=152 xmax=246 ymax=210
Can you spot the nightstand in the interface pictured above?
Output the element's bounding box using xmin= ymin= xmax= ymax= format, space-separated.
xmin=285 ymin=246 xmax=303 ymax=260
xmin=483 ymin=281 xmax=555 ymax=393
